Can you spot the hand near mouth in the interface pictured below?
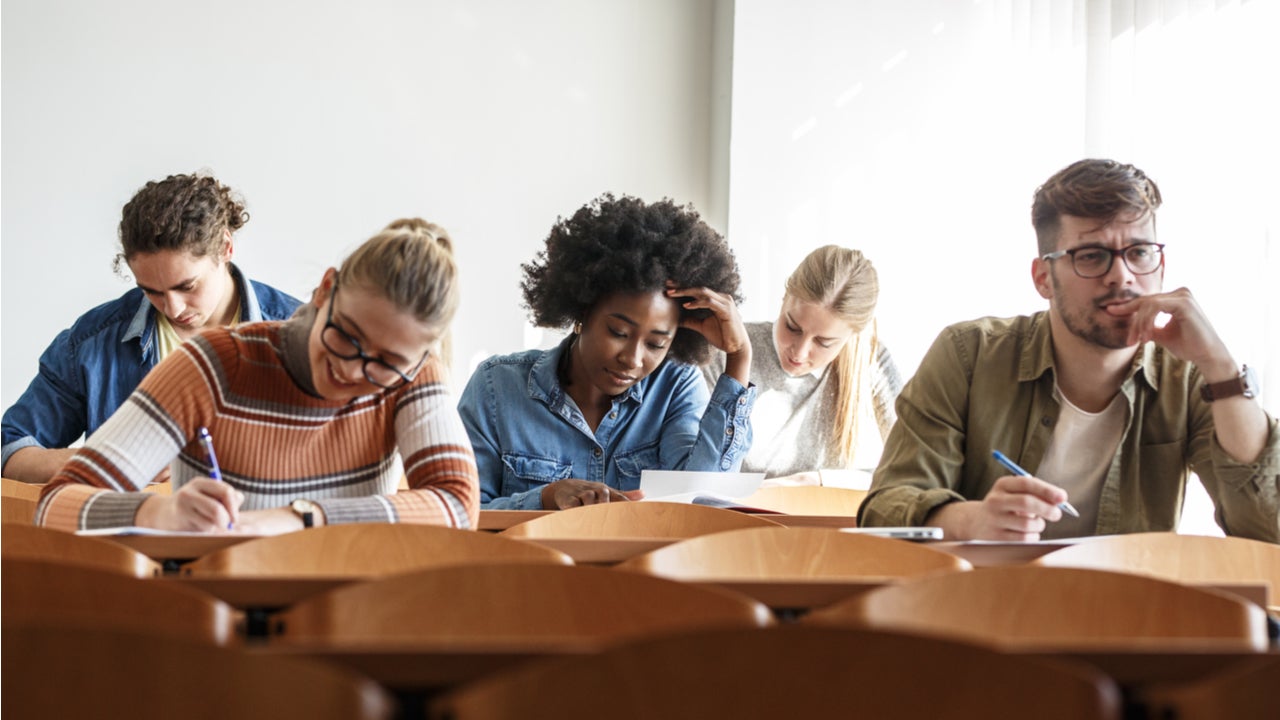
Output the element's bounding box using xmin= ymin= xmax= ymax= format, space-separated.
xmin=1118 ymin=288 xmax=1231 ymax=371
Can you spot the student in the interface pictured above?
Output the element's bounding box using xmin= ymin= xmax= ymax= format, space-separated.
xmin=860 ymin=159 xmax=1279 ymax=542
xmin=458 ymin=193 xmax=756 ymax=510
xmin=703 ymin=245 xmax=902 ymax=485
xmin=2 ymin=173 xmax=300 ymax=483
xmin=36 ymin=218 xmax=478 ymax=533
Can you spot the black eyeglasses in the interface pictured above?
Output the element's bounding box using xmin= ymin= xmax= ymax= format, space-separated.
xmin=321 ymin=283 xmax=429 ymax=389
xmin=1041 ymin=243 xmax=1165 ymax=279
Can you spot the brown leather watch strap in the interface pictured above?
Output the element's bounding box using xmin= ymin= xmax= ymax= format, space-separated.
xmin=1200 ymin=366 xmax=1257 ymax=402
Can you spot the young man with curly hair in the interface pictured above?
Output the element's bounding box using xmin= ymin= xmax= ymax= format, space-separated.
xmin=860 ymin=159 xmax=1278 ymax=542
xmin=458 ymin=193 xmax=757 ymax=510
xmin=2 ymin=173 xmax=300 ymax=483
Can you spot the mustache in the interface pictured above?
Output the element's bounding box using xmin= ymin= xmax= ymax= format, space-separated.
xmin=1095 ymin=290 xmax=1141 ymax=305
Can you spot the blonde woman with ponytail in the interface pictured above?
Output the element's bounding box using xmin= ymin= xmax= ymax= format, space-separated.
xmin=37 ymin=219 xmax=479 ymax=534
xmin=704 ymin=245 xmax=901 ymax=486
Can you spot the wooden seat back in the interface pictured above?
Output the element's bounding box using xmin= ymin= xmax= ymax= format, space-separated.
xmin=2 ymin=523 xmax=160 ymax=576
xmin=2 ymin=624 xmax=393 ymax=719
xmin=182 ymin=522 xmax=572 ymax=578
xmin=738 ymin=485 xmax=868 ymax=516
xmin=429 ymin=625 xmax=1122 ymax=720
xmin=805 ymin=565 xmax=1270 ymax=650
xmin=1035 ymin=532 xmax=1280 ymax=596
xmin=616 ymin=526 xmax=969 ymax=579
xmin=3 ymin=558 xmax=237 ymax=645
xmin=273 ymin=562 xmax=773 ymax=645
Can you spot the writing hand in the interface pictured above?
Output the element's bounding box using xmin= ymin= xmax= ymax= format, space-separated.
xmin=135 ymin=477 xmax=243 ymax=533
xmin=928 ymin=475 xmax=1066 ymax=541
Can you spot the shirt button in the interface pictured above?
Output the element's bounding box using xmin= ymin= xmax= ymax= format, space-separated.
xmin=725 ymin=427 xmax=734 ymax=436
xmin=738 ymin=397 xmax=747 ymax=405
xmin=593 ymin=448 xmax=602 ymax=457
xmin=1041 ymin=416 xmax=1052 ymax=427
xmin=609 ymin=412 xmax=617 ymax=419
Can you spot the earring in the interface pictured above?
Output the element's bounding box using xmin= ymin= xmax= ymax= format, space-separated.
xmin=572 ymin=321 xmax=583 ymax=335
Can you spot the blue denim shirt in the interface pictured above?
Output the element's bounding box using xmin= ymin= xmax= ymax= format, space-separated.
xmin=1 ymin=264 xmax=300 ymax=471
xmin=458 ymin=337 xmax=757 ymax=510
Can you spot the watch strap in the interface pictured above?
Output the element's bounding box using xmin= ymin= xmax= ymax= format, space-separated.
xmin=1200 ymin=365 xmax=1257 ymax=402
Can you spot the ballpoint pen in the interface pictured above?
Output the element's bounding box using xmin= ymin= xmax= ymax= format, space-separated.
xmin=991 ymin=449 xmax=1079 ymax=518
xmin=197 ymin=426 xmax=233 ymax=529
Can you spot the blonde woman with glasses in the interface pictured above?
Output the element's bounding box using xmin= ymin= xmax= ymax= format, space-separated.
xmin=36 ymin=218 xmax=478 ymax=534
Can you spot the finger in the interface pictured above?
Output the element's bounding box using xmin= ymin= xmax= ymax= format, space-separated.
xmin=605 ymin=487 xmax=632 ymax=502
xmin=996 ymin=474 xmax=1068 ymax=506
xmin=620 ymin=489 xmax=644 ymax=501
xmin=199 ymin=481 xmax=242 ymax=527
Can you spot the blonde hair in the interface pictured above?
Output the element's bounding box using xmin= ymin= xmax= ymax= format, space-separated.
xmin=336 ymin=218 xmax=459 ymax=368
xmin=784 ymin=245 xmax=880 ymax=467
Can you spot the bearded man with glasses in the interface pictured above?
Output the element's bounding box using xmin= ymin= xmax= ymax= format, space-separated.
xmin=860 ymin=159 xmax=1277 ymax=543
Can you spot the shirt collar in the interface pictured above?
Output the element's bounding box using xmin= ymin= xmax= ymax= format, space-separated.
xmin=528 ymin=335 xmax=646 ymax=408
xmin=121 ymin=262 xmax=256 ymax=345
xmin=1020 ymin=310 xmax=1159 ymax=391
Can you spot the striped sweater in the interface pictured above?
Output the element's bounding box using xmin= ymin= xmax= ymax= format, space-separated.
xmin=37 ymin=315 xmax=479 ymax=531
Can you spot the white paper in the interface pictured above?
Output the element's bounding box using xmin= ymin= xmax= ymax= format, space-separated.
xmin=639 ymin=470 xmax=766 ymax=501
xmin=76 ymin=527 xmax=213 ymax=537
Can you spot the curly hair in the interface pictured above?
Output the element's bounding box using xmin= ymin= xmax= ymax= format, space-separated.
xmin=521 ymin=193 xmax=742 ymax=365
xmin=114 ymin=172 xmax=247 ymax=274
xmin=1032 ymin=159 xmax=1162 ymax=256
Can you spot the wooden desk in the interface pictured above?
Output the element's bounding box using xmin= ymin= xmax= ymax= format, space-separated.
xmin=254 ymin=639 xmax=600 ymax=691
xmin=932 ymin=540 xmax=1077 ymax=567
xmin=477 ymin=511 xmax=552 ymax=532
xmin=478 ymin=510 xmax=857 ymax=532
xmin=101 ymin=533 xmax=256 ymax=563
xmin=168 ymin=574 xmax=887 ymax=614
xmin=166 ymin=576 xmax=355 ymax=609
xmin=518 ymin=537 xmax=675 ymax=564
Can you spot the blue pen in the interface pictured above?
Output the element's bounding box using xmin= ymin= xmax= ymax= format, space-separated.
xmin=991 ymin=449 xmax=1080 ymax=518
xmin=197 ymin=427 xmax=233 ymax=529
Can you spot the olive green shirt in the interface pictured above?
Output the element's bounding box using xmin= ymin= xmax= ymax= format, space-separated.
xmin=859 ymin=312 xmax=1280 ymax=542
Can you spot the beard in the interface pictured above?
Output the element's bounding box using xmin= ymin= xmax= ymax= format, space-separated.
xmin=1051 ymin=274 xmax=1139 ymax=350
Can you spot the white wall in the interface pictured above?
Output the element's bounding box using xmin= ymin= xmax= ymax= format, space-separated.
xmin=727 ymin=0 xmax=1279 ymax=536
xmin=1 ymin=0 xmax=729 ymax=409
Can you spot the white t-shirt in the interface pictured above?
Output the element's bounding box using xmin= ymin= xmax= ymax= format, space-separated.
xmin=1035 ymin=384 xmax=1129 ymax=539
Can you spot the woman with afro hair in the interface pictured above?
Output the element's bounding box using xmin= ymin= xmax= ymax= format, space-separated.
xmin=458 ymin=193 xmax=757 ymax=510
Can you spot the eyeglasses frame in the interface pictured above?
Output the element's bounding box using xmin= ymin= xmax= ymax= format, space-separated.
xmin=321 ymin=282 xmax=430 ymax=389
xmin=1041 ymin=243 xmax=1166 ymax=279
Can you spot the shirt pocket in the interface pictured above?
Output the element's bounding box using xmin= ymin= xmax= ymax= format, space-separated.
xmin=500 ymin=453 xmax=573 ymax=496
xmin=613 ymin=442 xmax=661 ymax=489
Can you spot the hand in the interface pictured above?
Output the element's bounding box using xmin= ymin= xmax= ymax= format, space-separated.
xmin=928 ymin=475 xmax=1066 ymax=541
xmin=1108 ymin=288 xmax=1236 ymax=379
xmin=540 ymin=479 xmax=633 ymax=510
xmin=231 ymin=507 xmax=314 ymax=535
xmin=667 ymin=283 xmax=752 ymax=385
xmin=135 ymin=477 xmax=242 ymax=533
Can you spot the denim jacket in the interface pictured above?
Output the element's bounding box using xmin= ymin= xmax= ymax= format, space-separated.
xmin=458 ymin=337 xmax=757 ymax=510
xmin=1 ymin=264 xmax=300 ymax=471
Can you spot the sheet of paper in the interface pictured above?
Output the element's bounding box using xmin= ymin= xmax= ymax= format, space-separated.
xmin=76 ymin=527 xmax=214 ymax=537
xmin=639 ymin=470 xmax=766 ymax=501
